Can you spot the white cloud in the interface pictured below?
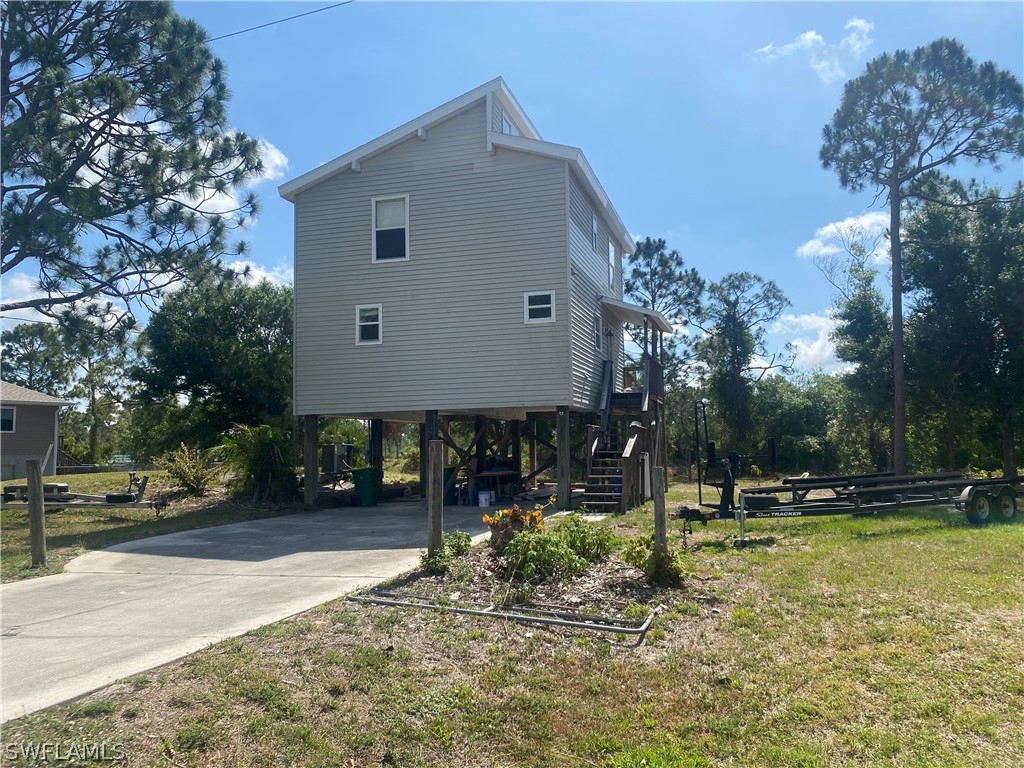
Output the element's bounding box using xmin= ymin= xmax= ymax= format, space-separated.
xmin=841 ymin=18 xmax=874 ymax=58
xmin=796 ymin=211 xmax=889 ymax=264
xmin=753 ymin=18 xmax=875 ymax=84
xmin=257 ymin=139 xmax=288 ymax=182
xmin=225 ymin=260 xmax=293 ymax=287
xmin=771 ymin=312 xmax=842 ymax=370
xmin=753 ymin=30 xmax=825 ymax=61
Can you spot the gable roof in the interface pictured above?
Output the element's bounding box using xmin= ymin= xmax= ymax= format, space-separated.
xmin=0 ymin=380 xmax=73 ymax=407
xmin=278 ymin=77 xmax=539 ymax=202
xmin=278 ymin=78 xmax=634 ymax=253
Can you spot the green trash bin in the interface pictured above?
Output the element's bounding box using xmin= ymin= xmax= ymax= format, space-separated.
xmin=443 ymin=467 xmax=457 ymax=506
xmin=351 ymin=468 xmax=380 ymax=507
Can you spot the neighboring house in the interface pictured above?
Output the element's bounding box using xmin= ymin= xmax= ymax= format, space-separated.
xmin=0 ymin=380 xmax=73 ymax=480
xmin=280 ymin=78 xmax=669 ymax=509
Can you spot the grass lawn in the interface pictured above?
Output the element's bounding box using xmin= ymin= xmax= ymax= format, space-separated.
xmin=0 ymin=470 xmax=309 ymax=582
xmin=1 ymin=481 xmax=1020 ymax=767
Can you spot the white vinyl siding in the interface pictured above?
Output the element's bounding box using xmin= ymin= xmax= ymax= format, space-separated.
xmin=292 ymin=101 xmax=572 ymax=416
xmin=372 ymin=195 xmax=409 ymax=261
xmin=356 ymin=304 xmax=382 ymax=344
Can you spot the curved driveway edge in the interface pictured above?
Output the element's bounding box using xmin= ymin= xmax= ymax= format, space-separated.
xmin=0 ymin=501 xmax=489 ymax=724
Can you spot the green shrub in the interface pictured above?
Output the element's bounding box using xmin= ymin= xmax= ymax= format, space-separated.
xmin=622 ymin=534 xmax=690 ymax=586
xmin=158 ymin=443 xmax=221 ymax=495
xmin=216 ymin=424 xmax=297 ymax=502
xmin=503 ymin=530 xmax=586 ymax=582
xmin=555 ymin=512 xmax=615 ymax=561
xmin=420 ymin=529 xmax=473 ymax=575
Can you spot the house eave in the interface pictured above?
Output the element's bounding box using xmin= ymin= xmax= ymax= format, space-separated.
xmin=278 ymin=77 xmax=541 ymax=203
xmin=598 ymin=296 xmax=673 ymax=335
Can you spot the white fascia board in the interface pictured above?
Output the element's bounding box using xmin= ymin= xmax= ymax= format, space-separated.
xmin=490 ymin=133 xmax=634 ymax=254
xmin=599 ymin=296 xmax=673 ymax=335
xmin=279 ymin=77 xmax=508 ymax=202
xmin=494 ymin=80 xmax=542 ymax=140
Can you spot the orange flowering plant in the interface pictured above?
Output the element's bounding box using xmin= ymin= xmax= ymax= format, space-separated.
xmin=483 ymin=503 xmax=544 ymax=551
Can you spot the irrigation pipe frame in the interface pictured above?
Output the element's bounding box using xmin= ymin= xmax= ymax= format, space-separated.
xmin=347 ymin=588 xmax=655 ymax=637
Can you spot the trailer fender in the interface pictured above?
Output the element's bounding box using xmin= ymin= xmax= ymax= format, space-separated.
xmin=959 ymin=486 xmax=992 ymax=526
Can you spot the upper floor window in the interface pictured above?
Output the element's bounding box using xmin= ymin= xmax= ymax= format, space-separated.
xmin=608 ymin=242 xmax=617 ymax=288
xmin=0 ymin=407 xmax=14 ymax=432
xmin=356 ymin=304 xmax=383 ymax=345
xmin=501 ymin=114 xmax=520 ymax=136
xmin=372 ymin=195 xmax=409 ymax=261
xmin=524 ymin=292 xmax=555 ymax=324
xmin=593 ymin=315 xmax=604 ymax=352
xmin=592 ymin=213 xmax=599 ymax=251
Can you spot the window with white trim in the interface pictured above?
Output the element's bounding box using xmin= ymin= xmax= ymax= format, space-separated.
xmin=593 ymin=315 xmax=604 ymax=352
xmin=372 ymin=195 xmax=409 ymax=261
xmin=608 ymin=241 xmax=617 ymax=288
xmin=524 ymin=292 xmax=555 ymax=324
xmin=592 ymin=213 xmax=599 ymax=251
xmin=356 ymin=304 xmax=382 ymax=345
xmin=501 ymin=114 xmax=519 ymax=136
xmin=0 ymin=407 xmax=14 ymax=433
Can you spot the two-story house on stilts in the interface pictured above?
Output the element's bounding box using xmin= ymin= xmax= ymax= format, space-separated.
xmin=280 ymin=78 xmax=669 ymax=511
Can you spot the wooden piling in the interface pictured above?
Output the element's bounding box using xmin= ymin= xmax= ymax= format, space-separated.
xmin=304 ymin=415 xmax=318 ymax=507
xmin=27 ymin=459 xmax=46 ymax=567
xmin=427 ymin=439 xmax=444 ymax=557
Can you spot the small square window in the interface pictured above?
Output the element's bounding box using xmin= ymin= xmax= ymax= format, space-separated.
xmin=0 ymin=407 xmax=14 ymax=433
xmin=356 ymin=304 xmax=382 ymax=345
xmin=372 ymin=196 xmax=409 ymax=261
xmin=524 ymin=292 xmax=555 ymax=324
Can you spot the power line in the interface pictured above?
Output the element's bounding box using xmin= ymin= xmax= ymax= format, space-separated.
xmin=3 ymin=1 xmax=356 ymax=101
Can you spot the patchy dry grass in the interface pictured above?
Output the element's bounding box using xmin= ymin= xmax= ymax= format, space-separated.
xmin=1 ymin=483 xmax=1021 ymax=767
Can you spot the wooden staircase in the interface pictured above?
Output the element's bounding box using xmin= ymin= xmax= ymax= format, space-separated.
xmin=582 ymin=357 xmax=665 ymax=513
xmin=584 ymin=449 xmax=625 ymax=512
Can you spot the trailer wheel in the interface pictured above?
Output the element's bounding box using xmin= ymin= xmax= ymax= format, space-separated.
xmin=965 ymin=492 xmax=991 ymax=526
xmin=994 ymin=489 xmax=1018 ymax=522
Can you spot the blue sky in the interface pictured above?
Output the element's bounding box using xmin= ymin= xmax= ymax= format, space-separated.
xmin=6 ymin=2 xmax=1023 ymax=370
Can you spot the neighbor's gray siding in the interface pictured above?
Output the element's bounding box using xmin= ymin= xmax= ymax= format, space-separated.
xmin=292 ymin=101 xmax=572 ymax=416
xmin=0 ymin=404 xmax=59 ymax=479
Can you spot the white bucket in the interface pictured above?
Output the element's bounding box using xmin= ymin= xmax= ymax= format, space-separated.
xmin=478 ymin=490 xmax=492 ymax=507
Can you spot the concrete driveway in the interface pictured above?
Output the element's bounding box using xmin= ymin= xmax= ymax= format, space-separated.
xmin=0 ymin=501 xmax=489 ymax=724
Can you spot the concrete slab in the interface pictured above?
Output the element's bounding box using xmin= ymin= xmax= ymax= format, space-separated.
xmin=0 ymin=501 xmax=490 ymax=723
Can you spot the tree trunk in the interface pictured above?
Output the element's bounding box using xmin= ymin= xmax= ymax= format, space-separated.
xmin=1002 ymin=404 xmax=1018 ymax=479
xmin=890 ymin=187 xmax=907 ymax=474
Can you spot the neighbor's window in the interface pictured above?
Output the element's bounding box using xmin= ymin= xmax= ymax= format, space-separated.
xmin=593 ymin=315 xmax=604 ymax=352
xmin=0 ymin=407 xmax=14 ymax=433
xmin=608 ymin=241 xmax=617 ymax=287
xmin=372 ymin=195 xmax=409 ymax=261
xmin=524 ymin=292 xmax=555 ymax=324
xmin=356 ymin=304 xmax=383 ymax=344
xmin=592 ymin=213 xmax=599 ymax=251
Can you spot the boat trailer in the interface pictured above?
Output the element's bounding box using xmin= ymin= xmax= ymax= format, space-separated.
xmin=1 ymin=472 xmax=168 ymax=517
xmin=677 ymin=465 xmax=1021 ymax=545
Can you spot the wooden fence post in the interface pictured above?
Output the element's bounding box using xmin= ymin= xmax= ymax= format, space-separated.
xmin=427 ymin=439 xmax=444 ymax=557
xmin=653 ymin=466 xmax=667 ymax=558
xmin=27 ymin=459 xmax=46 ymax=567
